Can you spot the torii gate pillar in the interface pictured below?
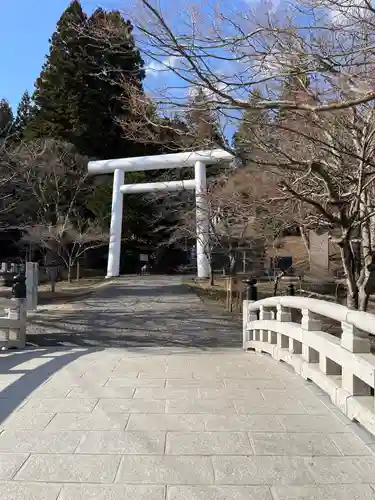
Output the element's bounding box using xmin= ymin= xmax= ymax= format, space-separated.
xmin=107 ymin=168 xmax=124 ymax=279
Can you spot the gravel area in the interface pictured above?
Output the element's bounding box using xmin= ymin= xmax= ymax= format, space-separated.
xmin=26 ymin=276 xmax=242 ymax=348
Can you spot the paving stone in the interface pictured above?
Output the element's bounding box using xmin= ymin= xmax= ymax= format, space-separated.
xmin=76 ymin=431 xmax=165 ymax=454
xmin=166 ymin=399 xmax=236 ymax=414
xmin=328 ymin=433 xmax=373 ymax=456
xmin=299 ymin=399 xmax=332 ymax=415
xmin=27 ymin=384 xmax=71 ymax=398
xmin=97 ymin=398 xmax=166 ymax=413
xmin=166 ymin=379 xmax=224 ymax=388
xmin=138 ymin=371 xmax=194 ymax=379
xmin=0 ymin=374 xmax=24 ymax=389
xmin=250 ymin=432 xmax=340 ymax=456
xmin=272 ymin=484 xmax=375 ymax=499
xmin=67 ymin=387 xmax=135 ymax=398
xmin=0 ymin=412 xmax=55 ymax=431
xmin=234 ymin=398 xmax=307 ymax=414
xmin=81 ymin=373 xmax=138 ymax=384
xmin=126 ymin=414 xmax=206 ymax=431
xmin=0 ymin=430 xmax=82 ymax=453
xmin=21 ymin=398 xmax=98 ymax=413
xmin=46 ymin=411 xmax=128 ymax=431
xmin=198 ymin=388 xmax=265 ymax=400
xmin=14 ymin=454 xmax=121 ymax=483
xmin=224 ymin=379 xmax=286 ymax=390
xmin=0 ymin=482 xmax=62 ymax=500
xmin=134 ymin=388 xmax=199 ymax=399
xmin=0 ymin=454 xmax=29 ymax=480
xmin=203 ymin=414 xmax=284 ymax=431
xmin=166 ymin=431 xmax=253 ymax=455
xmin=278 ymin=414 xmax=349 ymax=433
xmin=306 ymin=457 xmax=367 ymax=483
xmin=59 ymin=484 xmax=165 ymax=500
xmin=13 ymin=358 xmax=51 ymax=370
xmin=346 ymin=423 xmax=375 ymax=445
xmin=213 ymin=456 xmax=314 ymax=485
xmin=115 ymin=455 xmax=214 ymax=484
xmin=352 ymin=458 xmax=375 ymax=482
xmin=106 ymin=378 xmax=166 ymax=388
xmin=192 ymin=370 xmax=258 ymax=380
xmin=167 ymin=485 xmax=273 ymax=500
xmin=43 ymin=374 xmax=83 ymax=387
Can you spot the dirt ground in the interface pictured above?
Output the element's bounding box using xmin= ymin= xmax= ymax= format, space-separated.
xmin=0 ymin=277 xmax=111 ymax=313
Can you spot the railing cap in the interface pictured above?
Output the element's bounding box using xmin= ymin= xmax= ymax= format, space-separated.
xmin=248 ymin=296 xmax=375 ymax=336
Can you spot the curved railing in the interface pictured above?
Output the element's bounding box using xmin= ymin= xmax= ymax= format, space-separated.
xmin=243 ymin=296 xmax=375 ymax=435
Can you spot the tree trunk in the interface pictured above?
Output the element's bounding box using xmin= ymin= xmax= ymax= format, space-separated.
xmin=299 ymin=225 xmax=311 ymax=261
xmin=67 ymin=265 xmax=72 ymax=283
xmin=273 ymin=270 xmax=285 ymax=296
xmin=229 ymin=250 xmax=236 ymax=276
xmin=273 ymin=276 xmax=280 ymax=297
xmin=210 ymin=268 xmax=215 ymax=286
xmin=339 ymin=241 xmax=358 ymax=310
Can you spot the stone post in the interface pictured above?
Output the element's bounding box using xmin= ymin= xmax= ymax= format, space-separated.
xmin=301 ymin=309 xmax=322 ymax=331
xmin=26 ymin=262 xmax=38 ymax=311
xmin=341 ymin=321 xmax=370 ymax=353
xmin=7 ymin=274 xmax=27 ymax=349
xmin=243 ymin=279 xmax=258 ymax=301
xmin=259 ymin=305 xmax=273 ymax=342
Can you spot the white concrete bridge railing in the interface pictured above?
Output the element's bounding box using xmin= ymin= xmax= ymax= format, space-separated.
xmin=243 ymin=296 xmax=375 ymax=435
xmin=0 ymin=304 xmax=26 ymax=349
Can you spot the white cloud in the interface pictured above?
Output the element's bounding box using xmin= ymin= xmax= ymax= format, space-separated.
xmin=145 ymin=55 xmax=180 ymax=76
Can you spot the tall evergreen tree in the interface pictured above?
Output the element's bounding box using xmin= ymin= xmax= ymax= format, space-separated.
xmin=76 ymin=8 xmax=145 ymax=159
xmin=13 ymin=91 xmax=34 ymax=140
xmin=27 ymin=1 xmax=146 ymax=160
xmin=27 ymin=1 xmax=87 ymax=143
xmin=0 ymin=100 xmax=14 ymax=140
xmin=233 ymin=89 xmax=269 ymax=164
xmin=185 ymin=87 xmax=222 ymax=150
xmin=276 ymin=71 xmax=311 ymax=124
xmin=184 ymin=87 xmax=225 ymax=178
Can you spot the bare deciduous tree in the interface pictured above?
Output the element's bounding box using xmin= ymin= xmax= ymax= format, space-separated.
xmin=14 ymin=139 xmax=109 ymax=281
xmin=24 ymin=219 xmax=108 ymax=283
xmin=127 ymin=0 xmax=375 ymax=115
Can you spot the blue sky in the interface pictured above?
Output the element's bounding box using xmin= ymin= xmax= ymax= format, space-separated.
xmin=0 ymin=0 xmax=118 ymax=112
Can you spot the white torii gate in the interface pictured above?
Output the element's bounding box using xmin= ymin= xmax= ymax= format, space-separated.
xmin=87 ymin=149 xmax=233 ymax=279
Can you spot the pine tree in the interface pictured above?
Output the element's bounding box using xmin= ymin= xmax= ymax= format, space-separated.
xmin=74 ymin=7 xmax=145 ymax=159
xmin=0 ymin=100 xmax=14 ymax=139
xmin=276 ymin=71 xmax=311 ymax=124
xmin=27 ymin=1 xmax=147 ymax=160
xmin=185 ymin=87 xmax=222 ymax=150
xmin=27 ymin=0 xmax=87 ymax=143
xmin=233 ymin=89 xmax=268 ymax=164
xmin=184 ymin=87 xmax=225 ymax=178
xmin=13 ymin=91 xmax=34 ymax=140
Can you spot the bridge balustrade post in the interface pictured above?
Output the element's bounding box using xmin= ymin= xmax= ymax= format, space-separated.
xmin=7 ymin=274 xmax=27 ymax=349
xmin=341 ymin=321 xmax=370 ymax=354
xmin=276 ymin=304 xmax=292 ymax=322
xmin=301 ymin=309 xmax=322 ymax=331
xmin=259 ymin=305 xmax=273 ymax=342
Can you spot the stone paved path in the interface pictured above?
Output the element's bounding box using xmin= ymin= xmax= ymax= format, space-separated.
xmin=26 ymin=276 xmax=240 ymax=348
xmin=1 ymin=277 xmax=375 ymax=499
